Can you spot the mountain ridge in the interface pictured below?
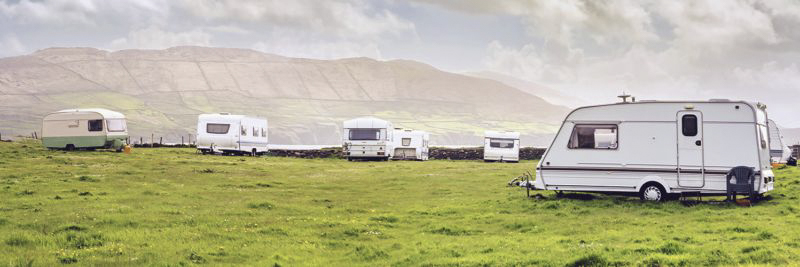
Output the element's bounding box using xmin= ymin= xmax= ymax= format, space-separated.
xmin=0 ymin=46 xmax=569 ymax=146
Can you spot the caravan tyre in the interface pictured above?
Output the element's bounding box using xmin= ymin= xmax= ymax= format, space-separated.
xmin=639 ymin=183 xmax=666 ymax=202
xmin=65 ymin=144 xmax=75 ymax=151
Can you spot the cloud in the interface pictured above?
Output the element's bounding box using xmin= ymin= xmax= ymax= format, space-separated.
xmin=175 ymin=0 xmax=416 ymax=40
xmin=251 ymin=29 xmax=383 ymax=59
xmin=108 ymin=25 xmax=212 ymax=50
xmin=0 ymin=0 xmax=168 ymax=26
xmin=0 ymin=33 xmax=26 ymax=57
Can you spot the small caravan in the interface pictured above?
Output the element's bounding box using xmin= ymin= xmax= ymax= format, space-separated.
xmin=392 ymin=129 xmax=430 ymax=160
xmin=484 ymin=131 xmax=520 ymax=162
xmin=532 ymin=100 xmax=775 ymax=201
xmin=196 ymin=113 xmax=268 ymax=155
xmin=767 ymin=119 xmax=793 ymax=163
xmin=42 ymin=108 xmax=128 ymax=151
xmin=343 ymin=117 xmax=393 ymax=161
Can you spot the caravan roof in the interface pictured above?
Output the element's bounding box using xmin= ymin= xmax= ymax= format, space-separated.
xmin=565 ymin=101 xmax=765 ymax=124
xmin=45 ymin=108 xmax=126 ymax=120
xmin=343 ymin=117 xmax=391 ymax=128
xmin=485 ymin=131 xmax=520 ymax=139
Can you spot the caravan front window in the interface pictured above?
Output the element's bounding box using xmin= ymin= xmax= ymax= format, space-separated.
xmin=349 ymin=129 xmax=380 ymax=140
xmin=402 ymin=138 xmax=411 ymax=146
xmin=207 ymin=124 xmax=230 ymax=134
xmin=489 ymin=139 xmax=515 ymax=148
xmin=107 ymin=119 xmax=126 ymax=132
xmin=568 ymin=124 xmax=618 ymax=149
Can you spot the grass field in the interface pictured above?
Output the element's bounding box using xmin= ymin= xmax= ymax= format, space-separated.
xmin=2 ymin=140 xmax=800 ymax=266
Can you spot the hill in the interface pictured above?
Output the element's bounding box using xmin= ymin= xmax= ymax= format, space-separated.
xmin=0 ymin=46 xmax=569 ymax=146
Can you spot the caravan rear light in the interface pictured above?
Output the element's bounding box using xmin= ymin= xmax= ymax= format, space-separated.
xmin=379 ymin=147 xmax=383 ymax=150
xmin=377 ymin=152 xmax=385 ymax=155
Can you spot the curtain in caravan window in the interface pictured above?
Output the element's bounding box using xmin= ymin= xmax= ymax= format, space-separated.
xmin=349 ymin=129 xmax=380 ymax=140
xmin=207 ymin=124 xmax=230 ymax=134
xmin=568 ymin=125 xmax=618 ymax=149
xmin=107 ymin=119 xmax=127 ymax=132
xmin=490 ymin=139 xmax=515 ymax=148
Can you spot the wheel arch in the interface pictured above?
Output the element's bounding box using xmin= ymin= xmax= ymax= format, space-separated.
xmin=636 ymin=176 xmax=670 ymax=193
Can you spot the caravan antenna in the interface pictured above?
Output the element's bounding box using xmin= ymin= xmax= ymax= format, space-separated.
xmin=617 ymin=91 xmax=632 ymax=103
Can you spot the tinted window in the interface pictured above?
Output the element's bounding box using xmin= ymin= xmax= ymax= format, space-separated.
xmin=349 ymin=129 xmax=380 ymax=140
xmin=402 ymin=138 xmax=411 ymax=146
xmin=207 ymin=124 xmax=230 ymax=134
xmin=682 ymin=115 xmax=698 ymax=136
xmin=568 ymin=125 xmax=618 ymax=149
xmin=88 ymin=120 xmax=103 ymax=132
xmin=489 ymin=139 xmax=515 ymax=148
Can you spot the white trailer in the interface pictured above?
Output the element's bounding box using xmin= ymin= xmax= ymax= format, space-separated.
xmin=532 ymin=100 xmax=775 ymax=201
xmin=42 ymin=108 xmax=128 ymax=151
xmin=484 ymin=131 xmax=520 ymax=162
xmin=196 ymin=113 xmax=268 ymax=156
xmin=392 ymin=129 xmax=430 ymax=160
xmin=767 ymin=119 xmax=793 ymax=163
xmin=343 ymin=117 xmax=393 ymax=161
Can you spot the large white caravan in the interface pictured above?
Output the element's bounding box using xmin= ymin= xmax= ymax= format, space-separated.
xmin=196 ymin=113 xmax=268 ymax=155
xmin=392 ymin=129 xmax=430 ymax=160
xmin=42 ymin=108 xmax=128 ymax=151
xmin=343 ymin=117 xmax=393 ymax=161
xmin=767 ymin=119 xmax=792 ymax=163
xmin=532 ymin=100 xmax=775 ymax=201
xmin=484 ymin=131 xmax=520 ymax=162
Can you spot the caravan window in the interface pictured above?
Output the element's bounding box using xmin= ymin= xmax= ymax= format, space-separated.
xmin=568 ymin=124 xmax=618 ymax=149
xmin=682 ymin=115 xmax=698 ymax=136
xmin=261 ymin=128 xmax=266 ymax=137
xmin=402 ymin=138 xmax=411 ymax=146
xmin=349 ymin=129 xmax=380 ymax=140
xmin=759 ymin=125 xmax=768 ymax=149
xmin=490 ymin=139 xmax=515 ymax=148
xmin=88 ymin=120 xmax=103 ymax=132
xmin=207 ymin=124 xmax=230 ymax=134
xmin=241 ymin=125 xmax=247 ymax=136
xmin=107 ymin=119 xmax=126 ymax=132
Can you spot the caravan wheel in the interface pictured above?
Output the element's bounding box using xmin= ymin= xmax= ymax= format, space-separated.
xmin=639 ymin=183 xmax=666 ymax=202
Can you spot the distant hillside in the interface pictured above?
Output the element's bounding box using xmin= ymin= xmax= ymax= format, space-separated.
xmin=464 ymin=71 xmax=576 ymax=108
xmin=0 ymin=46 xmax=569 ymax=146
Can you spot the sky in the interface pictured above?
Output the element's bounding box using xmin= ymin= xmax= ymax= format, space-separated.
xmin=1 ymin=0 xmax=800 ymax=126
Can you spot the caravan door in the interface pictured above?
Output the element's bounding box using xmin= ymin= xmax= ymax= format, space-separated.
xmin=677 ymin=110 xmax=705 ymax=187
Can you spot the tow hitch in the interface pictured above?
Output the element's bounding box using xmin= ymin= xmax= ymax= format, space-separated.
xmin=508 ymin=170 xmax=535 ymax=197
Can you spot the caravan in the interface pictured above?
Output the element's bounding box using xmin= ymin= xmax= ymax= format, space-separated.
xmin=196 ymin=113 xmax=268 ymax=156
xmin=42 ymin=108 xmax=128 ymax=151
xmin=767 ymin=119 xmax=793 ymax=164
xmin=392 ymin=129 xmax=430 ymax=160
xmin=532 ymin=100 xmax=775 ymax=201
xmin=343 ymin=117 xmax=393 ymax=161
xmin=484 ymin=131 xmax=520 ymax=162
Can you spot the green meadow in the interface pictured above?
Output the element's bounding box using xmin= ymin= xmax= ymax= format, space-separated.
xmin=1 ymin=140 xmax=800 ymax=266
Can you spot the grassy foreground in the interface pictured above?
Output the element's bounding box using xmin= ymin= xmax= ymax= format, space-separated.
xmin=1 ymin=140 xmax=800 ymax=266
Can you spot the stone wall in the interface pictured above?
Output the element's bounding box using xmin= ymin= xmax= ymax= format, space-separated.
xmin=131 ymin=144 xmax=547 ymax=160
xmin=429 ymin=147 xmax=545 ymax=160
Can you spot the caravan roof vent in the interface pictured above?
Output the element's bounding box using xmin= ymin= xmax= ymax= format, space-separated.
xmin=709 ymin=99 xmax=731 ymax=102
